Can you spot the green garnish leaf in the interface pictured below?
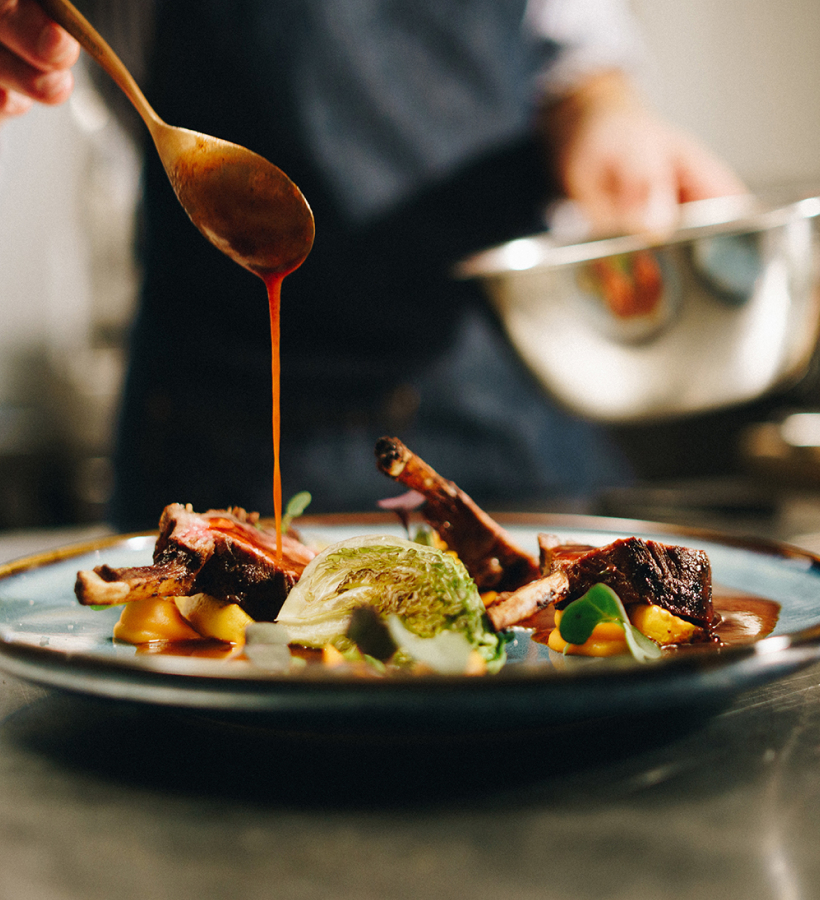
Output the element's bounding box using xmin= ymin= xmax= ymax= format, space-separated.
xmin=621 ymin=614 xmax=664 ymax=662
xmin=281 ymin=490 xmax=312 ymax=533
xmin=558 ymin=583 xmax=662 ymax=663
xmin=558 ymin=584 xmax=622 ymax=644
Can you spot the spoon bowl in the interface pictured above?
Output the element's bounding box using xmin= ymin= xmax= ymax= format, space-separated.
xmin=38 ymin=0 xmax=314 ymax=277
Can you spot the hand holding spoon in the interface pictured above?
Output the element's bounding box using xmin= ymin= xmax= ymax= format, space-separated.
xmin=37 ymin=0 xmax=314 ymax=278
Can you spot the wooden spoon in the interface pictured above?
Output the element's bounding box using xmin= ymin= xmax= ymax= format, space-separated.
xmin=38 ymin=0 xmax=314 ymax=278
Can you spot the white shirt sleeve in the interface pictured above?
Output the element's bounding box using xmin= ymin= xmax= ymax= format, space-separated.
xmin=524 ymin=0 xmax=648 ymax=98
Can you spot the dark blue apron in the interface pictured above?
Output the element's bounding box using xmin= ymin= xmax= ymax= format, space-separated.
xmin=109 ymin=0 xmax=632 ymax=529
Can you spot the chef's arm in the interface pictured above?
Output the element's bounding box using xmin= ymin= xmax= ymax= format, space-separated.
xmin=540 ymin=67 xmax=747 ymax=236
xmin=0 ymin=0 xmax=79 ymax=124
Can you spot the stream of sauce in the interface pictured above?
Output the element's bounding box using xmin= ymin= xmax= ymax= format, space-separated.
xmin=263 ymin=272 xmax=285 ymax=563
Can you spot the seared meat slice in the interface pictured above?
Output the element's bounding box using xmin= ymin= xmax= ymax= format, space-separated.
xmin=374 ymin=436 xmax=539 ymax=592
xmin=76 ymin=561 xmax=199 ymax=607
xmin=166 ymin=506 xmax=315 ymax=621
xmin=75 ymin=504 xmax=315 ymax=621
xmin=488 ymin=535 xmax=713 ymax=632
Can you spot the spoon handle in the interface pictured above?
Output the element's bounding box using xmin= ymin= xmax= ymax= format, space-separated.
xmin=36 ymin=0 xmax=164 ymax=131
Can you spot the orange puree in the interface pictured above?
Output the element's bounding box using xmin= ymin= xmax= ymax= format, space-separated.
xmin=113 ymin=597 xmax=201 ymax=644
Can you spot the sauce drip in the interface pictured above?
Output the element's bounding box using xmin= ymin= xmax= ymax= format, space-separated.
xmin=263 ymin=272 xmax=285 ymax=563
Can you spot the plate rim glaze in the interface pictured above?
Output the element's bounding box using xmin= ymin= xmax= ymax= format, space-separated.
xmin=1 ymin=512 xmax=820 ymax=729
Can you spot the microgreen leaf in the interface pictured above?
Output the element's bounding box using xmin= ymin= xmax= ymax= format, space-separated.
xmin=558 ymin=583 xmax=622 ymax=644
xmin=621 ymin=615 xmax=663 ymax=662
xmin=558 ymin=583 xmax=662 ymax=663
xmin=281 ymin=490 xmax=312 ymax=533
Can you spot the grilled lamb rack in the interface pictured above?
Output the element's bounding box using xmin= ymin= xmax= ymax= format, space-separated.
xmin=487 ymin=534 xmax=713 ymax=633
xmin=75 ymin=504 xmax=315 ymax=621
xmin=374 ymin=436 xmax=539 ymax=592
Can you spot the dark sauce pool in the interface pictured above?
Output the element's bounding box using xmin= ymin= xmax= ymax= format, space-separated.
xmin=709 ymin=590 xmax=781 ymax=645
xmin=131 ymin=588 xmax=781 ymax=664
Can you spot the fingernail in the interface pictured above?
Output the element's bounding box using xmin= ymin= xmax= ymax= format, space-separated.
xmin=0 ymin=90 xmax=34 ymax=118
xmin=37 ymin=23 xmax=78 ymax=63
xmin=34 ymin=69 xmax=73 ymax=99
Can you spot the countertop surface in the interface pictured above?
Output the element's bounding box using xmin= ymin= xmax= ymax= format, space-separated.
xmin=0 ymin=509 xmax=819 ymax=900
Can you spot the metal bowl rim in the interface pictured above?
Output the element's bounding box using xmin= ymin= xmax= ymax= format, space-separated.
xmin=456 ymin=195 xmax=820 ymax=279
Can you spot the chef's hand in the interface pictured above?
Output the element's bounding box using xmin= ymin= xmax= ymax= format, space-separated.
xmin=544 ymin=69 xmax=746 ymax=237
xmin=0 ymin=0 xmax=79 ymax=124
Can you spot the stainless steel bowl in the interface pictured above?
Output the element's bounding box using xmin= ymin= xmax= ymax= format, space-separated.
xmin=457 ymin=193 xmax=820 ymax=423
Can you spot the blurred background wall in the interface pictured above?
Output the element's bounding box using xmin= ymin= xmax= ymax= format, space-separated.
xmin=0 ymin=63 xmax=139 ymax=527
xmin=0 ymin=0 xmax=818 ymax=527
xmin=632 ymin=0 xmax=820 ymax=191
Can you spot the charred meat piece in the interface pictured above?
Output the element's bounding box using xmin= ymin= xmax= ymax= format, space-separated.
xmin=75 ymin=504 xmax=315 ymax=621
xmin=550 ymin=537 xmax=713 ymax=624
xmin=375 ymin=436 xmax=539 ymax=592
xmin=488 ymin=535 xmax=712 ymax=632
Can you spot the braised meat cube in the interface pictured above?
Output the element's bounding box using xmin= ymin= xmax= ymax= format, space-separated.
xmin=487 ymin=535 xmax=712 ymax=633
xmin=550 ymin=537 xmax=713 ymax=626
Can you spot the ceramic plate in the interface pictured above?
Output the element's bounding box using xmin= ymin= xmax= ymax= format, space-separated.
xmin=0 ymin=513 xmax=819 ymax=731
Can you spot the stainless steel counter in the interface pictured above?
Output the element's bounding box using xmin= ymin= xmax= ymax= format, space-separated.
xmin=0 ymin=520 xmax=819 ymax=900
